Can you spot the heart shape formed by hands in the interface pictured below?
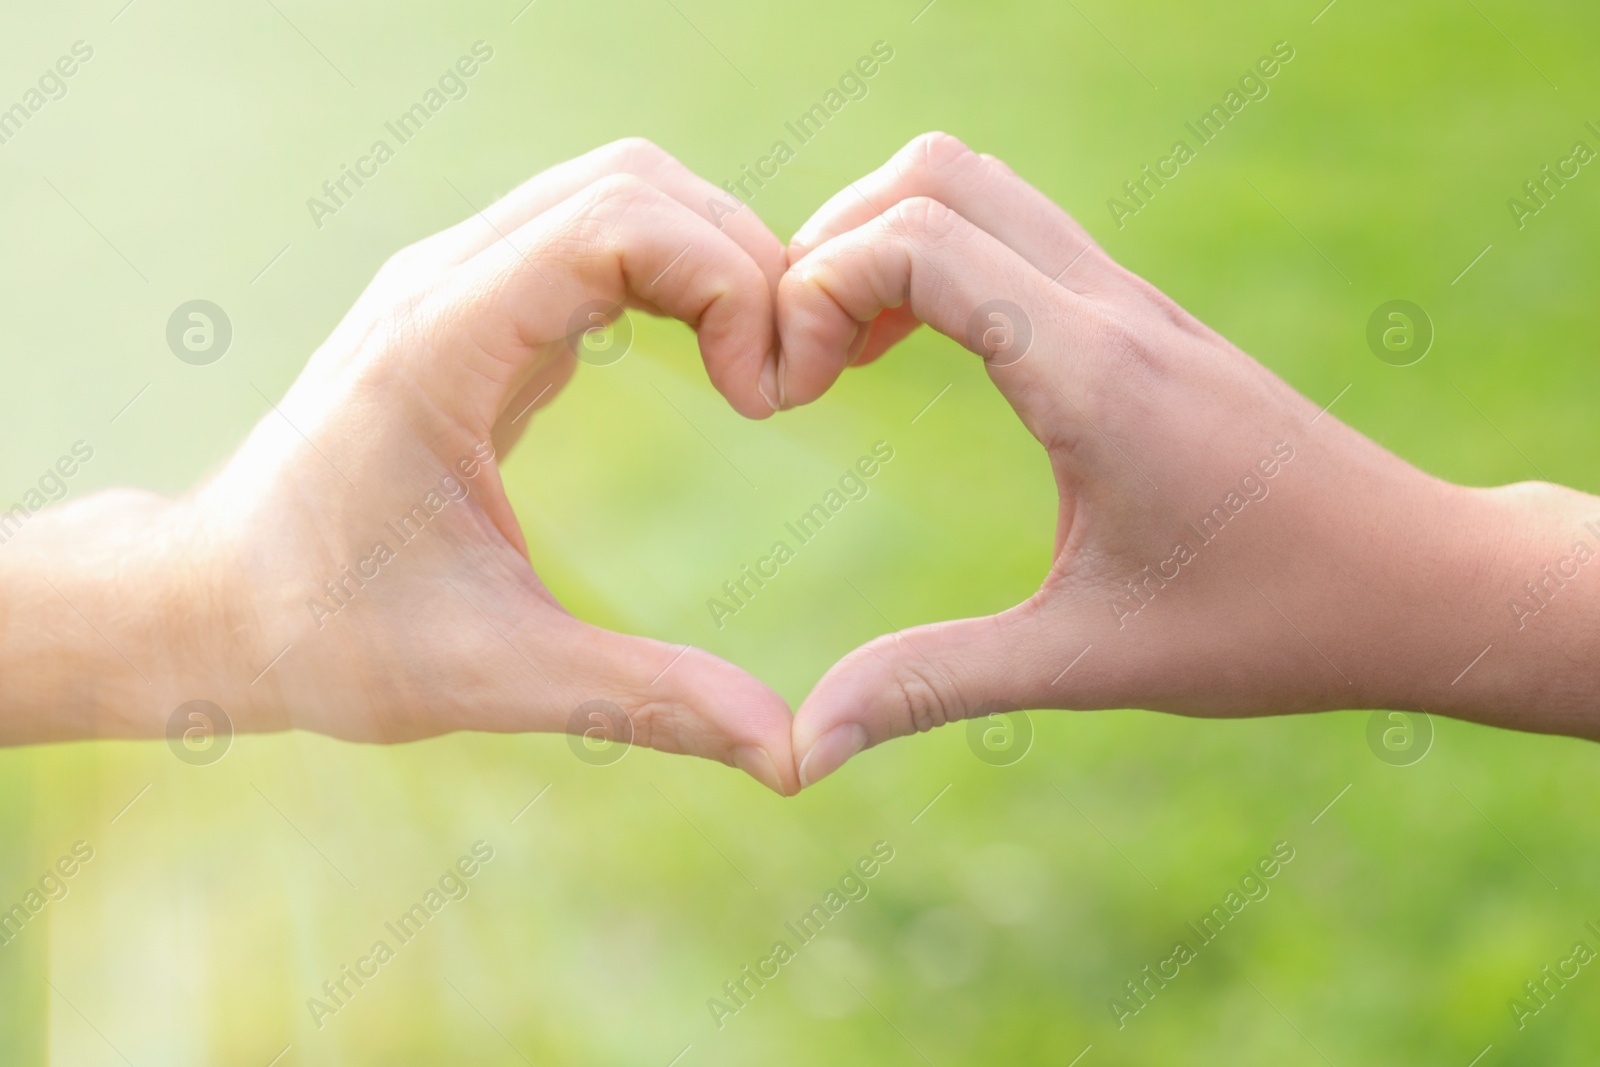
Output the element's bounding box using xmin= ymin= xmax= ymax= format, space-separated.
xmin=211 ymin=133 xmax=1438 ymax=797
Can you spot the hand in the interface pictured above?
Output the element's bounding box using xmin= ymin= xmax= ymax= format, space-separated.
xmin=778 ymin=132 xmax=1596 ymax=787
xmin=2 ymin=140 xmax=803 ymax=794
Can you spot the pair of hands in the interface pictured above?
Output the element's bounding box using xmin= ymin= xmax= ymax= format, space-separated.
xmin=27 ymin=134 xmax=1587 ymax=793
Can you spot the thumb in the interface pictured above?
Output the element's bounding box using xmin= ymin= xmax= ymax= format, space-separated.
xmin=559 ymin=624 xmax=800 ymax=796
xmin=792 ymin=601 xmax=1089 ymax=788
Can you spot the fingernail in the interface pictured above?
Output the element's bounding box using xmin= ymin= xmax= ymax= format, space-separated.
xmin=847 ymin=321 xmax=872 ymax=366
xmin=797 ymin=724 xmax=868 ymax=789
xmin=732 ymin=745 xmax=786 ymax=795
xmin=758 ymin=354 xmax=780 ymax=412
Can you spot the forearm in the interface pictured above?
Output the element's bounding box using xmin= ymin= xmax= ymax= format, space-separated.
xmin=1400 ymin=480 xmax=1600 ymax=738
xmin=0 ymin=491 xmax=211 ymax=745
xmin=1206 ymin=413 xmax=1600 ymax=737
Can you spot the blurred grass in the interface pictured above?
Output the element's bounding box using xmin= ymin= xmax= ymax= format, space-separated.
xmin=2 ymin=0 xmax=1600 ymax=1063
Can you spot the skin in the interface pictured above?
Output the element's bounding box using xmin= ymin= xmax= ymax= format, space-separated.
xmin=0 ymin=139 xmax=800 ymax=795
xmin=781 ymin=132 xmax=1600 ymax=786
xmin=3 ymin=134 xmax=1597 ymax=796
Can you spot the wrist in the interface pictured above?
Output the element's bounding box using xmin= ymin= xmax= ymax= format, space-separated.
xmin=0 ymin=490 xmax=261 ymax=746
xmin=137 ymin=495 xmax=272 ymax=741
xmin=1389 ymin=479 xmax=1600 ymax=736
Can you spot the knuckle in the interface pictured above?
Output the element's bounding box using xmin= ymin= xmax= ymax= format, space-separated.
xmin=586 ymin=170 xmax=655 ymax=206
xmin=1085 ymin=307 xmax=1167 ymax=387
xmin=567 ymin=174 xmax=663 ymax=241
xmin=377 ymin=242 xmax=428 ymax=279
xmin=886 ymin=195 xmax=962 ymax=242
xmin=903 ymin=130 xmax=974 ymax=173
xmin=380 ymin=245 xmax=413 ymax=270
xmin=623 ymin=698 xmax=676 ymax=754
xmin=600 ymin=135 xmax=669 ymax=171
xmin=897 ymin=133 xmax=1028 ymax=210
xmin=888 ymin=657 xmax=962 ymax=736
xmin=977 ymin=151 xmax=1018 ymax=178
xmin=1115 ymin=263 xmax=1206 ymax=334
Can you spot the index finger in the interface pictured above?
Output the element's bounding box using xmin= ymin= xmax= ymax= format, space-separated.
xmin=778 ymin=195 xmax=1100 ymax=431
xmin=438 ymin=138 xmax=787 ymax=293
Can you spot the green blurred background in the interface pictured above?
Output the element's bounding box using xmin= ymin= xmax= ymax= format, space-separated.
xmin=3 ymin=0 xmax=1599 ymax=1062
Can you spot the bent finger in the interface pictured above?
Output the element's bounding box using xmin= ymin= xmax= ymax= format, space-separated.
xmin=789 ymin=132 xmax=1112 ymax=294
xmin=435 ymin=138 xmax=786 ymax=292
xmin=778 ymin=195 xmax=1100 ymax=430
xmin=434 ymin=172 xmax=780 ymax=425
